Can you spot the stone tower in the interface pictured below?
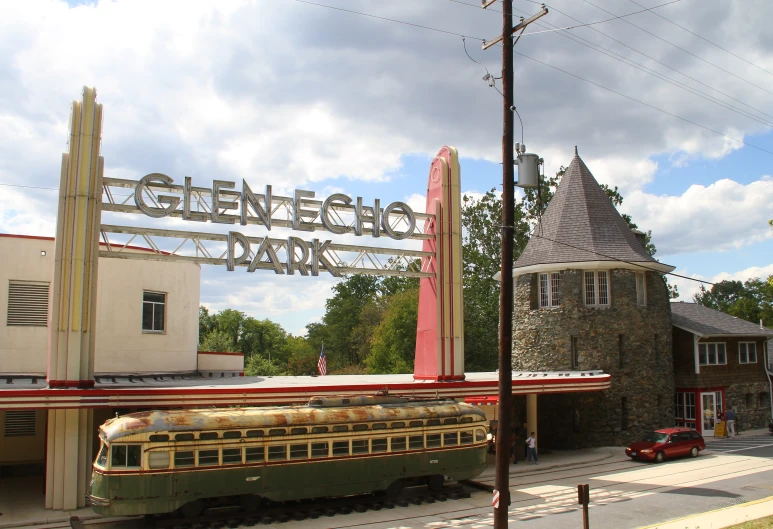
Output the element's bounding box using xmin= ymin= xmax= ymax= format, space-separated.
xmin=512 ymin=149 xmax=676 ymax=448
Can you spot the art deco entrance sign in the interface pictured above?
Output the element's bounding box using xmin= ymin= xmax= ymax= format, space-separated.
xmin=44 ymin=85 xmax=466 ymax=511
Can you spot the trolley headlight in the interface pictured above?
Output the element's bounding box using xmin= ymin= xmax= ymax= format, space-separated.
xmin=486 ymin=433 xmax=493 ymax=441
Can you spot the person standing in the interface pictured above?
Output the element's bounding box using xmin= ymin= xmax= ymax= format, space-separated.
xmin=526 ymin=432 xmax=538 ymax=465
xmin=725 ymin=408 xmax=736 ymax=438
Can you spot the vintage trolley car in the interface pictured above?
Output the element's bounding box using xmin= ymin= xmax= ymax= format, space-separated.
xmin=87 ymin=396 xmax=489 ymax=516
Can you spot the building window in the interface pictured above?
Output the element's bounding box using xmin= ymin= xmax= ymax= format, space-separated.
xmin=7 ymin=280 xmax=50 ymax=326
xmin=761 ymin=393 xmax=770 ymax=409
xmin=745 ymin=393 xmax=757 ymax=409
xmin=739 ymin=342 xmax=757 ymax=364
xmin=3 ymin=410 xmax=36 ymax=437
xmin=538 ymin=272 xmax=560 ymax=308
xmin=635 ymin=272 xmax=646 ymax=307
xmin=584 ymin=271 xmax=609 ymax=306
xmin=675 ymin=391 xmax=696 ymax=429
xmin=698 ymin=343 xmax=726 ymax=365
xmin=142 ymin=291 xmax=166 ymax=332
xmin=570 ymin=335 xmax=579 ymax=369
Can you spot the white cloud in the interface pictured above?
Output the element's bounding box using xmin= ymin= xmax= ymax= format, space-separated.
xmin=621 ymin=178 xmax=773 ymax=256
xmin=669 ymin=263 xmax=773 ymax=303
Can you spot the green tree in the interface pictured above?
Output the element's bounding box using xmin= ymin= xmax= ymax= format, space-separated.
xmin=240 ymin=317 xmax=289 ymax=363
xmin=694 ymin=276 xmax=773 ymax=325
xmin=366 ymin=288 xmax=419 ymax=374
xmin=199 ymin=330 xmax=237 ymax=353
xmin=285 ymin=336 xmax=319 ymax=376
xmin=244 ymin=355 xmax=285 ymax=377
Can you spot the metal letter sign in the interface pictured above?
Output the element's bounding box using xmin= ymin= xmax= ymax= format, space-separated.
xmin=101 ymin=174 xmax=428 ymax=278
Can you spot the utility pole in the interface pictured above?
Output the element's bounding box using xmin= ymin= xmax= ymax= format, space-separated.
xmin=481 ymin=3 xmax=547 ymax=528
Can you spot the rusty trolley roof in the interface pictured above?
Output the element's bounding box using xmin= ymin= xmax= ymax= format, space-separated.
xmin=100 ymin=396 xmax=486 ymax=442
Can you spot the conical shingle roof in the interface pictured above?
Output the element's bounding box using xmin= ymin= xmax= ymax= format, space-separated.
xmin=514 ymin=149 xmax=672 ymax=272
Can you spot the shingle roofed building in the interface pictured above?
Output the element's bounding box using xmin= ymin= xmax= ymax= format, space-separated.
xmin=513 ymin=148 xmax=673 ymax=274
xmin=671 ymin=301 xmax=773 ymax=337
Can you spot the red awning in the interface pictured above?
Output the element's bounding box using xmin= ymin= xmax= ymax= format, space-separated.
xmin=465 ymin=396 xmax=499 ymax=405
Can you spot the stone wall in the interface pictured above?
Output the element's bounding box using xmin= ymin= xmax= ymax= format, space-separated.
xmin=513 ymin=268 xmax=675 ymax=448
xmin=726 ymin=382 xmax=772 ymax=432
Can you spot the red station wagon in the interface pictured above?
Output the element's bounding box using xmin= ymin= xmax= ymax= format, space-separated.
xmin=625 ymin=427 xmax=706 ymax=463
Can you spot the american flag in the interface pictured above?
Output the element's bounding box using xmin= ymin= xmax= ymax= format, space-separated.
xmin=317 ymin=344 xmax=327 ymax=376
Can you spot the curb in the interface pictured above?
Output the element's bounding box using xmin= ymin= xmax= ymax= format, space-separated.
xmin=636 ymin=494 xmax=773 ymax=529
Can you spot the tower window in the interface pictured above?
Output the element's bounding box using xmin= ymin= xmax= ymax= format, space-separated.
xmin=570 ymin=335 xmax=579 ymax=369
xmin=584 ymin=271 xmax=609 ymax=306
xmin=635 ymin=272 xmax=647 ymax=307
xmin=618 ymin=334 xmax=625 ymax=367
xmin=538 ymin=273 xmax=560 ymax=308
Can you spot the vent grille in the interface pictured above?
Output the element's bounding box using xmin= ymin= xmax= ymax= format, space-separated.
xmin=7 ymin=280 xmax=50 ymax=326
xmin=4 ymin=410 xmax=37 ymax=437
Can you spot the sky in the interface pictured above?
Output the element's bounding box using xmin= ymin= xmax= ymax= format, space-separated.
xmin=1 ymin=0 xmax=772 ymax=335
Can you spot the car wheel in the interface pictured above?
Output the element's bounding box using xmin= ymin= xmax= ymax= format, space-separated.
xmin=654 ymin=451 xmax=665 ymax=464
xmin=690 ymin=446 xmax=699 ymax=458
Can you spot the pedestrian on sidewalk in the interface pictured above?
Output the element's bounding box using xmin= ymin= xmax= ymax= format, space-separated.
xmin=526 ymin=432 xmax=538 ymax=465
xmin=725 ymin=408 xmax=736 ymax=438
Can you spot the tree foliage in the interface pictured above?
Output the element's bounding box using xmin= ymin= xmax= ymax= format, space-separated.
xmin=694 ymin=276 xmax=773 ymax=325
xmin=366 ymin=288 xmax=419 ymax=374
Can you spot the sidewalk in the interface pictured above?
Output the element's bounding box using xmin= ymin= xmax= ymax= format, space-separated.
xmin=478 ymin=446 xmax=619 ymax=480
xmin=638 ymin=495 xmax=773 ymax=529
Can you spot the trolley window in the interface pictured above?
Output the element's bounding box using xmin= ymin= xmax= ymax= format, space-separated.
xmin=460 ymin=431 xmax=474 ymax=445
xmin=198 ymin=450 xmax=219 ymax=466
xmin=269 ymin=429 xmax=286 ymax=436
xmin=352 ymin=440 xmax=368 ymax=454
xmin=111 ymin=445 xmax=141 ymax=468
xmin=290 ymin=444 xmax=308 ymax=459
xmin=409 ymin=420 xmax=423 ymax=428
xmin=96 ymin=443 xmax=108 ymax=467
xmin=352 ymin=424 xmax=368 ymax=432
xmin=291 ymin=427 xmax=308 ymax=435
xmin=476 ymin=429 xmax=486 ymax=442
xmin=391 ymin=437 xmax=406 ymax=451
xmin=148 ymin=452 xmax=170 ymax=469
xmin=311 ymin=442 xmax=328 ymax=458
xmin=223 ymin=431 xmax=242 ymax=439
xmin=372 ymin=423 xmax=387 ymax=430
xmin=426 ymin=419 xmax=441 ymax=426
xmin=149 ymin=434 xmax=169 ymax=442
xmin=372 ymin=438 xmax=387 ymax=453
xmin=332 ymin=425 xmax=348 ymax=432
xmin=427 ymin=434 xmax=441 ymax=448
xmin=268 ymin=445 xmax=286 ymax=461
xmin=391 ymin=422 xmax=405 ymax=429
xmin=443 ymin=418 xmax=458 ymax=425
xmin=443 ymin=432 xmax=458 ymax=446
xmin=460 ymin=417 xmax=473 ymax=424
xmin=222 ymin=448 xmax=242 ymax=465
xmin=245 ymin=447 xmax=264 ymax=462
xmin=200 ymin=432 xmax=219 ymax=440
xmin=409 ymin=435 xmax=424 ymax=450
xmin=332 ymin=441 xmax=349 ymax=456
xmin=246 ymin=430 xmax=264 ymax=438
xmin=175 ymin=433 xmax=194 ymax=441
xmin=174 ymin=451 xmax=195 ymax=468
xmin=312 ymin=426 xmax=328 ymax=434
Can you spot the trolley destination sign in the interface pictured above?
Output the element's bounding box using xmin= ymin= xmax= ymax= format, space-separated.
xmin=100 ymin=173 xmax=430 ymax=278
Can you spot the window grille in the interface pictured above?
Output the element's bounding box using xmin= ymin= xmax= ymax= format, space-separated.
xmin=635 ymin=272 xmax=646 ymax=306
xmin=584 ymin=271 xmax=610 ymax=306
xmin=142 ymin=291 xmax=166 ymax=332
xmin=4 ymin=410 xmax=36 ymax=437
xmin=7 ymin=281 xmax=50 ymax=326
xmin=739 ymin=342 xmax=757 ymax=364
xmin=538 ymin=272 xmax=560 ymax=308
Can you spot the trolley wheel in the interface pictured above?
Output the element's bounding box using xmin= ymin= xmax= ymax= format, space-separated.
xmin=427 ymin=475 xmax=444 ymax=492
xmin=240 ymin=494 xmax=264 ymax=512
xmin=386 ymin=479 xmax=405 ymax=497
xmin=179 ymin=499 xmax=204 ymax=518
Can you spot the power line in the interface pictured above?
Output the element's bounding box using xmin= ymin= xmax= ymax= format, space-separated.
xmin=291 ymin=0 xmax=485 ymax=41
xmin=530 ymin=233 xmax=716 ymax=286
xmin=512 ymin=48 xmax=773 ymax=156
xmin=626 ymin=0 xmax=773 ymax=79
xmin=578 ymin=0 xmax=773 ymax=98
xmin=522 ymin=2 xmax=773 ymax=122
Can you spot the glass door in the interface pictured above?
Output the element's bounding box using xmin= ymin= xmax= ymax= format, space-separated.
xmin=701 ymin=392 xmax=716 ymax=437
